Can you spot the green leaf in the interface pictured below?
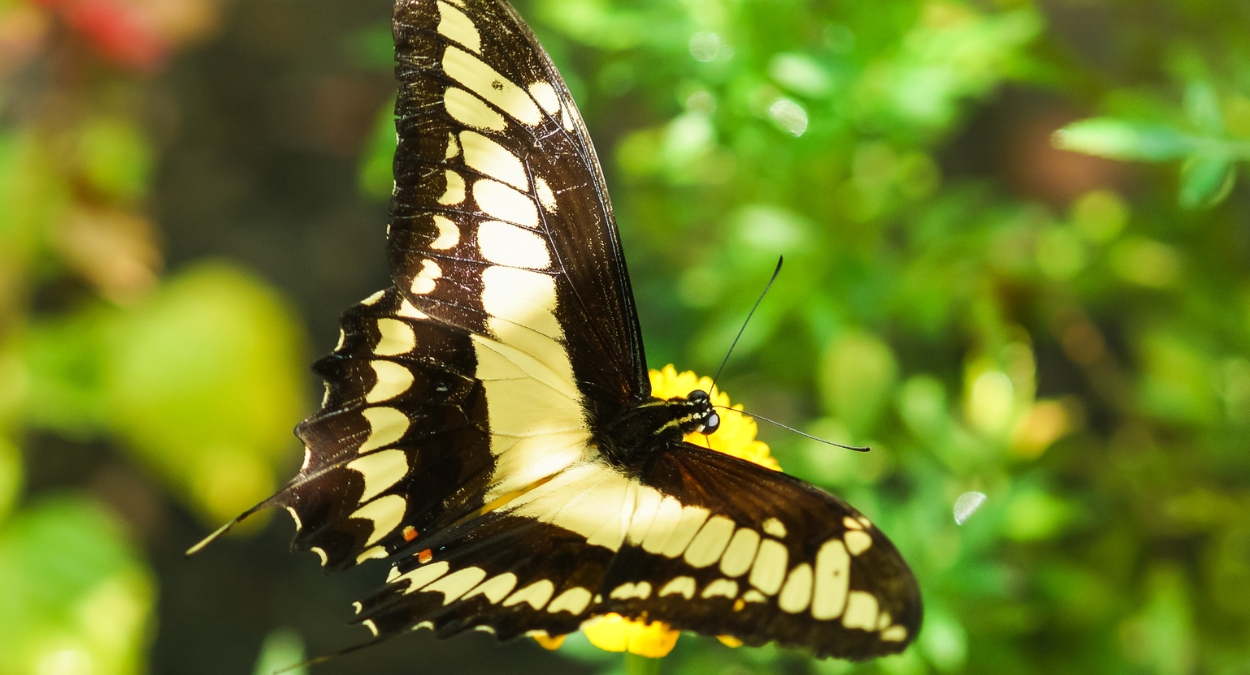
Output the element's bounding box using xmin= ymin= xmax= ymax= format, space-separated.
xmin=0 ymin=495 xmax=155 ymax=675
xmin=1052 ymin=118 xmax=1197 ymax=161
xmin=103 ymin=262 xmax=310 ymax=525
xmin=1178 ymin=153 xmax=1236 ymax=209
xmin=358 ymin=97 xmax=398 ymax=201
xmin=78 ymin=119 xmax=152 ymax=203
xmin=1183 ymin=81 xmax=1224 ymax=134
xmin=819 ymin=330 xmax=898 ymax=437
xmin=252 ymin=628 xmax=307 ymax=675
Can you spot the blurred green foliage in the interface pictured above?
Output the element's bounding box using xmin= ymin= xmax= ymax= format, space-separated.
xmin=5 ymin=0 xmax=1250 ymax=673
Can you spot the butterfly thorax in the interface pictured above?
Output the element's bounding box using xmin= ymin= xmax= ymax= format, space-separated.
xmin=596 ymin=389 xmax=720 ymax=466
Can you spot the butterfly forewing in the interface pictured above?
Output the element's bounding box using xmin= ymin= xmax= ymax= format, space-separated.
xmin=597 ymin=446 xmax=921 ymax=659
xmin=389 ymin=0 xmax=647 ymax=421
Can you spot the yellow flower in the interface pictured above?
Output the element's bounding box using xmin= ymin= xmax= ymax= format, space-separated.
xmin=540 ymin=366 xmax=778 ymax=658
xmin=582 ymin=613 xmax=680 ymax=656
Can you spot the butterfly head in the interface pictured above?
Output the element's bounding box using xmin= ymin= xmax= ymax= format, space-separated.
xmin=683 ymin=390 xmax=720 ymax=435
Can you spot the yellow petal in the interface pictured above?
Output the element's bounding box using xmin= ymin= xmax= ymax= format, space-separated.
xmin=583 ymin=614 xmax=680 ymax=658
xmin=532 ymin=633 xmax=566 ymax=650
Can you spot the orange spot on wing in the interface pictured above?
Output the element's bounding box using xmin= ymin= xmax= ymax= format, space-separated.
xmin=418 ymin=548 xmax=433 ymax=563
xmin=402 ymin=526 xmax=419 ymax=542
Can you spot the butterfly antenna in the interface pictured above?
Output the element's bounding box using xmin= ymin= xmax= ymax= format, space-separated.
xmin=714 ymin=405 xmax=870 ymax=452
xmin=709 ymin=256 xmax=785 ymax=397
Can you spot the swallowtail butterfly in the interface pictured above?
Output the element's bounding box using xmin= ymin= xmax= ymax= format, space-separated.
xmin=194 ymin=0 xmax=922 ymax=659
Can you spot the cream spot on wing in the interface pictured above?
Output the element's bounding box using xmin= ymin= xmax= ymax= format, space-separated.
xmin=460 ymin=131 xmax=527 ymax=190
xmin=841 ymin=591 xmax=879 ymax=631
xmin=506 ymin=461 xmax=631 ymax=551
xmin=285 ymin=506 xmax=302 ymax=531
xmin=423 ymin=567 xmax=488 ymax=605
xmin=881 ymin=625 xmax=909 ymax=642
xmin=534 ymin=177 xmax=557 ymax=213
xmin=609 ymin=581 xmax=652 ymax=600
xmin=701 ymin=578 xmax=738 ymax=599
xmin=356 ymin=546 xmax=387 ymax=564
xmin=877 ymin=611 xmax=892 ymax=630
xmin=640 ymin=497 xmax=683 ymax=554
xmin=442 ymin=46 xmax=541 ymax=125
xmin=445 ymin=87 xmax=506 ymax=131
xmin=439 ymin=169 xmax=466 ymax=205
xmin=503 ymin=580 xmax=555 ymax=609
xmin=857 ymin=516 xmax=872 ymax=528
xmin=396 ymin=299 xmax=427 ymax=321
xmin=362 ymin=290 xmax=385 ymax=305
xmin=719 ymin=528 xmax=760 ymax=578
xmin=478 ymin=220 xmax=551 ymax=269
xmin=366 ymin=361 xmax=415 ymax=403
xmin=414 ymin=621 xmax=434 ymax=631
xmin=661 ymin=506 xmax=711 ymax=559
xmin=475 ymin=625 xmax=495 ymax=634
xmin=334 ymin=329 xmax=346 ymax=351
xmin=480 ymin=266 xmax=560 ymax=336
xmin=811 ymin=539 xmax=850 ymax=620
xmin=626 ymin=485 xmax=663 ymax=545
xmin=658 ymin=576 xmax=696 ymax=599
xmin=548 ymin=587 xmax=593 ymax=614
xmin=374 ymin=318 xmax=415 ymax=356
xmin=463 ymin=572 xmax=518 ymax=604
xmin=748 ymin=538 xmax=788 ymax=595
xmin=352 ymin=601 xmax=362 ymax=614
xmin=559 ymin=103 xmax=574 ymax=132
xmin=445 ymin=131 xmax=460 ymax=159
xmin=351 ymin=494 xmax=407 ymax=546
xmin=528 ymin=81 xmax=560 ymax=115
xmin=347 ymin=448 xmax=408 ymax=502
xmin=473 ymin=178 xmax=539 ymax=228
xmin=778 ymin=563 xmax=813 ymax=614
xmin=762 ymin=517 xmax=787 ymax=538
xmin=362 ymin=619 xmax=378 ymax=636
xmin=843 ymin=516 xmax=864 ymax=530
xmin=430 ymin=215 xmax=461 ymax=250
xmin=358 ymin=407 xmax=409 ymax=453
xmin=396 ymin=561 xmax=450 ymax=593
xmin=411 ymin=259 xmax=442 ymax=295
xmin=311 ymin=546 xmax=328 ymax=566
xmin=845 ymin=529 xmax=873 ymax=556
xmin=436 ymin=0 xmax=480 ymax=52
xmin=684 ymin=516 xmax=735 ymax=568
xmin=743 ymin=589 xmax=767 ymax=603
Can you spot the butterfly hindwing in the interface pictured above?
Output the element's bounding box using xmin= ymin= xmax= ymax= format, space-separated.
xmin=276 ymin=288 xmax=495 ymax=571
xmin=352 ymin=508 xmax=616 ymax=642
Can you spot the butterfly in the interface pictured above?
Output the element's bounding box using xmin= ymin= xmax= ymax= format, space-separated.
xmin=191 ymin=0 xmax=921 ymax=660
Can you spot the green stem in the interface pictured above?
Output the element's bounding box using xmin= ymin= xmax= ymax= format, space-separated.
xmin=624 ymin=653 xmax=662 ymax=675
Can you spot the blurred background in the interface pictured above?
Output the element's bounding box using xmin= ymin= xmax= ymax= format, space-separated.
xmin=3 ymin=0 xmax=1250 ymax=673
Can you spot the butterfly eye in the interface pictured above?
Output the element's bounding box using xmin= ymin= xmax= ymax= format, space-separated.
xmin=688 ymin=390 xmax=709 ymax=404
xmin=700 ymin=411 xmax=720 ymax=435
